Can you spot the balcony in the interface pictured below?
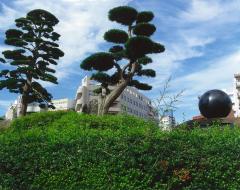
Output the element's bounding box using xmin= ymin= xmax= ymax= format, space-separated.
xmin=108 ymin=106 xmax=121 ymax=113
xmin=234 ymin=74 xmax=240 ymax=79
xmin=76 ymin=86 xmax=83 ymax=93
xmin=236 ymin=82 xmax=240 ymax=89
xmin=76 ymin=99 xmax=83 ymax=106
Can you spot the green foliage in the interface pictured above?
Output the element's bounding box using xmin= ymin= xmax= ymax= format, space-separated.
xmin=26 ymin=9 xmax=59 ymax=26
xmin=137 ymin=56 xmax=153 ymax=65
xmin=0 ymin=9 xmax=64 ymax=115
xmin=109 ymin=45 xmax=124 ymax=53
xmin=0 ymin=57 xmax=6 ymax=63
xmin=91 ymin=72 xmax=111 ymax=84
xmin=108 ymin=6 xmax=138 ymax=26
xmin=80 ymin=6 xmax=165 ymax=114
xmin=10 ymin=111 xmax=68 ymax=131
xmin=129 ymin=80 xmax=152 ymax=90
xmin=81 ymin=52 xmax=115 ymax=71
xmin=137 ymin=69 xmax=156 ymax=77
xmin=136 ymin=11 xmax=154 ymax=23
xmin=104 ymin=29 xmax=128 ymax=44
xmin=0 ymin=112 xmax=240 ymax=189
xmin=133 ymin=23 xmax=156 ymax=37
xmin=125 ymin=36 xmax=156 ymax=59
xmin=152 ymin=42 xmax=165 ymax=53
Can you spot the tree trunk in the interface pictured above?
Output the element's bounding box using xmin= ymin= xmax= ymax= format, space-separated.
xmin=98 ymin=96 xmax=106 ymax=115
xmin=19 ymin=78 xmax=31 ymax=117
xmin=19 ymin=95 xmax=28 ymax=117
xmin=100 ymin=80 xmax=129 ymax=115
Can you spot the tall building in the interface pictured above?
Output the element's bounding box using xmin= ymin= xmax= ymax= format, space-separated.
xmin=159 ymin=109 xmax=176 ymax=131
xmin=49 ymin=98 xmax=75 ymax=111
xmin=233 ymin=74 xmax=240 ymax=117
xmin=75 ymin=76 xmax=158 ymax=121
xmin=5 ymin=97 xmax=75 ymax=120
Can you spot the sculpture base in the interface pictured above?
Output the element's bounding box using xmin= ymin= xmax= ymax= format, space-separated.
xmin=183 ymin=118 xmax=234 ymax=129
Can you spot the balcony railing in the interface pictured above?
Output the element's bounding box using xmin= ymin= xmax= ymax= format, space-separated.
xmin=76 ymin=99 xmax=83 ymax=105
xmin=236 ymin=82 xmax=240 ymax=88
xmin=108 ymin=106 xmax=121 ymax=113
xmin=234 ymin=74 xmax=240 ymax=79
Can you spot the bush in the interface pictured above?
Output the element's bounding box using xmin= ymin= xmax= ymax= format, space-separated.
xmin=0 ymin=112 xmax=240 ymax=189
xmin=10 ymin=111 xmax=69 ymax=131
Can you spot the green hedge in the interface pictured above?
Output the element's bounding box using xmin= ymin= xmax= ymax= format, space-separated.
xmin=1 ymin=112 xmax=240 ymax=189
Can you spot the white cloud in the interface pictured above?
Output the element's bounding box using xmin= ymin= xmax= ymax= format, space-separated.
xmin=0 ymin=3 xmax=20 ymax=30
xmin=0 ymin=100 xmax=13 ymax=109
xmin=140 ymin=0 xmax=240 ymax=121
xmin=169 ymin=50 xmax=240 ymax=120
xmin=0 ymin=0 xmax=132 ymax=86
xmin=174 ymin=50 xmax=240 ymax=95
xmin=180 ymin=0 xmax=222 ymax=22
xmin=180 ymin=0 xmax=240 ymax=24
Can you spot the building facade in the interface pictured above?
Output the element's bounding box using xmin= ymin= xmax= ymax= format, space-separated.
xmin=50 ymin=98 xmax=75 ymax=111
xmin=5 ymin=76 xmax=158 ymax=121
xmin=233 ymin=74 xmax=240 ymax=117
xmin=159 ymin=110 xmax=176 ymax=131
xmin=5 ymin=97 xmax=75 ymax=120
xmin=75 ymin=76 xmax=158 ymax=121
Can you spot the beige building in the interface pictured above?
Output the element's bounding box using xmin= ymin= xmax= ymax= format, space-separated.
xmin=159 ymin=110 xmax=176 ymax=131
xmin=5 ymin=76 xmax=158 ymax=121
xmin=233 ymin=74 xmax=240 ymax=117
xmin=50 ymin=98 xmax=75 ymax=111
xmin=5 ymin=97 xmax=75 ymax=120
xmin=75 ymin=76 xmax=158 ymax=120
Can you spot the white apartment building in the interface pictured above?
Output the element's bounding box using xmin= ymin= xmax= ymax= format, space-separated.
xmin=159 ymin=110 xmax=176 ymax=131
xmin=233 ymin=73 xmax=240 ymax=117
xmin=75 ymin=76 xmax=158 ymax=121
xmin=5 ymin=97 xmax=74 ymax=120
xmin=49 ymin=98 xmax=75 ymax=111
xmin=5 ymin=76 xmax=158 ymax=121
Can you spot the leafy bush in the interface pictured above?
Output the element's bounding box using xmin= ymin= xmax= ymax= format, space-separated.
xmin=10 ymin=111 xmax=69 ymax=131
xmin=0 ymin=112 xmax=240 ymax=189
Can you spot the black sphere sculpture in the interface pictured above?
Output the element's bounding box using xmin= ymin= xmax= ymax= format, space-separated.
xmin=199 ymin=89 xmax=232 ymax=118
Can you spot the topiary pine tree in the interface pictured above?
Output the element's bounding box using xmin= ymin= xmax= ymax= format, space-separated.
xmin=80 ymin=6 xmax=165 ymax=115
xmin=0 ymin=9 xmax=64 ymax=116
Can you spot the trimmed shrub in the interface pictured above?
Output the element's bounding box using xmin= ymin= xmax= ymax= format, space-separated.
xmin=0 ymin=112 xmax=240 ymax=189
xmin=10 ymin=111 xmax=69 ymax=131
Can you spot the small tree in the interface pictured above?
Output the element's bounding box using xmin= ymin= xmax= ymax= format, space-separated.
xmin=80 ymin=6 xmax=165 ymax=115
xmin=0 ymin=9 xmax=64 ymax=116
xmin=153 ymin=76 xmax=184 ymax=127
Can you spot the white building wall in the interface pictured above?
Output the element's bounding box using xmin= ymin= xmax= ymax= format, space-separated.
xmin=51 ymin=98 xmax=75 ymax=111
xmin=233 ymin=74 xmax=240 ymax=117
xmin=5 ymin=97 xmax=75 ymax=120
xmin=75 ymin=76 xmax=158 ymax=121
xmin=159 ymin=109 xmax=176 ymax=131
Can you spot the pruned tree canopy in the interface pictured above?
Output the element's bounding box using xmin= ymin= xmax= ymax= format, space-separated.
xmin=136 ymin=11 xmax=154 ymax=23
xmin=0 ymin=9 xmax=63 ymax=116
xmin=104 ymin=29 xmax=128 ymax=44
xmin=81 ymin=53 xmax=115 ymax=71
xmin=133 ymin=23 xmax=156 ymax=36
xmin=80 ymin=6 xmax=165 ymax=115
xmin=108 ymin=6 xmax=138 ymax=26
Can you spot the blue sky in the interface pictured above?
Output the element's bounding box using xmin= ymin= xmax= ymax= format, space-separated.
xmin=0 ymin=0 xmax=240 ymax=122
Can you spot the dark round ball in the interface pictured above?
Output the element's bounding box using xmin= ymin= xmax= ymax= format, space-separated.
xmin=199 ymin=89 xmax=232 ymax=118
